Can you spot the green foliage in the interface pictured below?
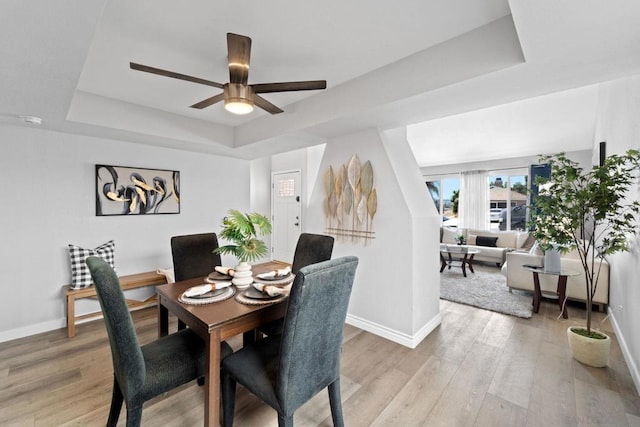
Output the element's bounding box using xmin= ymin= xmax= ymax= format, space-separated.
xmin=451 ymin=189 xmax=459 ymax=215
xmin=511 ymin=182 xmax=527 ymax=195
xmin=530 ymin=150 xmax=640 ymax=332
xmin=215 ymin=209 xmax=272 ymax=263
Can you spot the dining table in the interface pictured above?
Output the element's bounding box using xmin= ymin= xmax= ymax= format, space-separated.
xmin=155 ymin=260 xmax=291 ymax=427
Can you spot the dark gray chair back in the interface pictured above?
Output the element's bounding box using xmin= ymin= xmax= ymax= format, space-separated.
xmin=277 ymin=256 xmax=357 ymax=414
xmin=291 ymin=233 xmax=334 ymax=274
xmin=86 ymin=256 xmax=145 ymax=400
xmin=171 ymin=233 xmax=222 ymax=281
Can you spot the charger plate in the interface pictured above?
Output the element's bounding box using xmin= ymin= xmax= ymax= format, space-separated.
xmin=253 ymin=274 xmax=295 ymax=286
xmin=179 ymin=286 xmax=235 ymax=305
xmin=235 ymin=289 xmax=287 ymax=306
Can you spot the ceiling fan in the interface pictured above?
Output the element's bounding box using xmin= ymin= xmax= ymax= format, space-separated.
xmin=130 ymin=33 xmax=327 ymax=115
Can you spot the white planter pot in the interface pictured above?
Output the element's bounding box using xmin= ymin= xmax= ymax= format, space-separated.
xmin=544 ymin=248 xmax=562 ymax=273
xmin=567 ymin=327 xmax=611 ymax=367
xmin=231 ymin=261 xmax=253 ymax=289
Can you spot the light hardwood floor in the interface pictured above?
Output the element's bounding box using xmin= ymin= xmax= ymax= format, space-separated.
xmin=1 ymin=298 xmax=639 ymax=426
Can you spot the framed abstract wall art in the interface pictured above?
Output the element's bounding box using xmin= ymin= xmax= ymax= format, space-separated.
xmin=95 ymin=164 xmax=180 ymax=216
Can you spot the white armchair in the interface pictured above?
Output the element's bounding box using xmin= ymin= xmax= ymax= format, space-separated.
xmin=501 ymin=248 xmax=609 ymax=310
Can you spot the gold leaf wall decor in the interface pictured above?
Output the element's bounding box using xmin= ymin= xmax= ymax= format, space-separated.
xmin=323 ymin=155 xmax=376 ymax=244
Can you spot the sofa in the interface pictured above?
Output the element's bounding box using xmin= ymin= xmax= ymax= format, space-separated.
xmin=501 ymin=246 xmax=609 ymax=309
xmin=441 ymin=227 xmax=533 ymax=266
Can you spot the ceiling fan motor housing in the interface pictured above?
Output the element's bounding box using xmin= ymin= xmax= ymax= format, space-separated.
xmin=224 ymin=83 xmax=254 ymax=104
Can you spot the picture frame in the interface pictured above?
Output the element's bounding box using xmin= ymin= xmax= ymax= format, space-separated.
xmin=95 ymin=164 xmax=180 ymax=216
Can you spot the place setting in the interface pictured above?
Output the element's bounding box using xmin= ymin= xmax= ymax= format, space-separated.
xmin=236 ymin=266 xmax=294 ymax=305
xmin=178 ymin=280 xmax=235 ymax=305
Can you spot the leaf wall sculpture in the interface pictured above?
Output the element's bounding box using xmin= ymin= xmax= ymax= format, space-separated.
xmin=323 ymin=155 xmax=376 ymax=244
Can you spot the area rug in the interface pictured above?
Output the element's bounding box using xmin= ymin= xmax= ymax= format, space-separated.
xmin=440 ymin=266 xmax=533 ymax=318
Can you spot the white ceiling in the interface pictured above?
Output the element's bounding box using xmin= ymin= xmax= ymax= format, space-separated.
xmin=2 ymin=0 xmax=640 ymax=163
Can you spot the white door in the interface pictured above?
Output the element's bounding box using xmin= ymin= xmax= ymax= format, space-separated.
xmin=272 ymin=171 xmax=302 ymax=263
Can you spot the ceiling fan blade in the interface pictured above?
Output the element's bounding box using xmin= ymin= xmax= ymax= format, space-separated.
xmin=254 ymin=94 xmax=284 ymax=115
xmin=190 ymin=93 xmax=225 ymax=109
xmin=130 ymin=62 xmax=224 ymax=89
xmin=251 ymin=80 xmax=327 ymax=94
xmin=227 ymin=33 xmax=251 ymax=85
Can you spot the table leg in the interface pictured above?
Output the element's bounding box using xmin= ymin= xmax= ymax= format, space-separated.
xmin=557 ymin=275 xmax=569 ymax=319
xmin=467 ymin=254 xmax=476 ymax=274
xmin=461 ymin=254 xmax=468 ymax=277
xmin=158 ymin=303 xmax=169 ymax=338
xmin=447 ymin=253 xmax=453 ymax=270
xmin=440 ymin=253 xmax=446 ymax=273
xmin=205 ymin=329 xmax=221 ymax=427
xmin=532 ymin=272 xmax=541 ymax=313
xmin=67 ymin=294 xmax=75 ymax=338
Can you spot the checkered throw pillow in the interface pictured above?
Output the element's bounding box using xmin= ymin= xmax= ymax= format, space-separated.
xmin=68 ymin=240 xmax=116 ymax=289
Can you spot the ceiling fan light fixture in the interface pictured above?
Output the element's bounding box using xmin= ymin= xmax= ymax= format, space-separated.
xmin=224 ymin=98 xmax=254 ymax=115
xmin=224 ymin=83 xmax=254 ymax=115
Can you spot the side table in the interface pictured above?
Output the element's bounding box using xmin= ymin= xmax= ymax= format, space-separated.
xmin=522 ymin=266 xmax=579 ymax=319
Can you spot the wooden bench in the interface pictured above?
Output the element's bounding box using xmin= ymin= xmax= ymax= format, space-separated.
xmin=65 ymin=271 xmax=168 ymax=338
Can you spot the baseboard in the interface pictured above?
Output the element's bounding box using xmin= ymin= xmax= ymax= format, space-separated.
xmin=608 ymin=309 xmax=640 ymax=396
xmin=346 ymin=312 xmax=442 ymax=349
xmin=0 ymin=318 xmax=66 ymax=344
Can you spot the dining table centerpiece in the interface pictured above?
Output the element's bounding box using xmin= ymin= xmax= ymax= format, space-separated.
xmin=214 ymin=209 xmax=272 ymax=288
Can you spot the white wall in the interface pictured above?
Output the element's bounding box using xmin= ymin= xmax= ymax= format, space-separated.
xmin=250 ymin=156 xmax=273 ymax=258
xmin=593 ymin=75 xmax=640 ymax=394
xmin=0 ymin=123 xmax=250 ymax=342
xmin=306 ymin=128 xmax=441 ymax=347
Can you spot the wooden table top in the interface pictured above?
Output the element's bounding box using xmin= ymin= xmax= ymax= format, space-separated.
xmin=155 ymin=260 xmax=290 ymax=338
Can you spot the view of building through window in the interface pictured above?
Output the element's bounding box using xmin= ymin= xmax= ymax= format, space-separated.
xmin=490 ymin=173 xmax=528 ymax=231
xmin=428 ymin=171 xmax=528 ymax=230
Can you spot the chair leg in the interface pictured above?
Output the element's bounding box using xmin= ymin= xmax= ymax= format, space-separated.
xmin=221 ymin=370 xmax=237 ymax=427
xmin=277 ymin=414 xmax=294 ymax=427
xmin=328 ymin=379 xmax=345 ymax=427
xmin=125 ymin=405 xmax=143 ymax=427
xmin=242 ymin=330 xmax=256 ymax=346
xmin=107 ymin=377 xmax=124 ymax=427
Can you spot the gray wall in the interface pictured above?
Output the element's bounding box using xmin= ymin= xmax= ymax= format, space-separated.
xmin=0 ymin=123 xmax=250 ymax=342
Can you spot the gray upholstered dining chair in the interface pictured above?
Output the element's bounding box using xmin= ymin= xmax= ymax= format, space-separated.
xmin=255 ymin=233 xmax=335 ymax=339
xmin=291 ymin=233 xmax=335 ymax=274
xmin=171 ymin=232 xmax=222 ymax=281
xmin=85 ymin=256 xmax=233 ymax=427
xmin=171 ymin=232 xmax=222 ymax=330
xmin=221 ymin=256 xmax=358 ymax=427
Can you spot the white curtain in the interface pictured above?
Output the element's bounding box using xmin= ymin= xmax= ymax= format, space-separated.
xmin=459 ymin=170 xmax=489 ymax=230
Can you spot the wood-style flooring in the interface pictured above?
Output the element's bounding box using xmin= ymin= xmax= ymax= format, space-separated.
xmin=1 ymin=295 xmax=639 ymax=426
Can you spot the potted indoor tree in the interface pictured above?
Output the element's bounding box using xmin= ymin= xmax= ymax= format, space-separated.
xmin=531 ymin=150 xmax=640 ymax=367
xmin=215 ymin=209 xmax=272 ymax=288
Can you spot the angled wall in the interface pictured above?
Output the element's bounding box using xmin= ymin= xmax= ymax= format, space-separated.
xmin=305 ymin=128 xmax=441 ymax=347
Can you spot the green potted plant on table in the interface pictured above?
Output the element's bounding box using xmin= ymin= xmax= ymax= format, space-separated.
xmin=531 ymin=150 xmax=640 ymax=367
xmin=215 ymin=209 xmax=272 ymax=288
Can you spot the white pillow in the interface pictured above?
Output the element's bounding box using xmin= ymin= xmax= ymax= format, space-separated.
xmin=441 ymin=227 xmax=459 ymax=244
xmin=529 ymin=241 xmax=543 ymax=256
xmin=68 ymin=240 xmax=116 ymax=289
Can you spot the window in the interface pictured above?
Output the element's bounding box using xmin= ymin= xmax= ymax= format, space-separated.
xmin=277 ymin=179 xmax=295 ymax=197
xmin=426 ymin=177 xmax=460 ymax=226
xmin=490 ymin=172 xmax=528 ymax=231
